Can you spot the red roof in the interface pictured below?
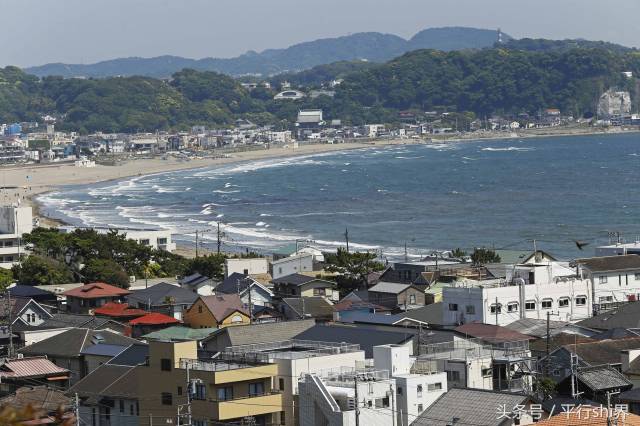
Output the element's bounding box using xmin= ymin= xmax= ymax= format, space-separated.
xmin=454 ymin=322 xmax=534 ymax=343
xmin=63 ymin=283 xmax=131 ymax=299
xmin=0 ymin=357 xmax=69 ymax=379
xmin=93 ymin=302 xmax=147 ymax=318
xmin=129 ymin=312 xmax=180 ymax=326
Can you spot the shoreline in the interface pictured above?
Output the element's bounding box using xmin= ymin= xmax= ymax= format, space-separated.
xmin=18 ymin=126 xmax=640 ymax=230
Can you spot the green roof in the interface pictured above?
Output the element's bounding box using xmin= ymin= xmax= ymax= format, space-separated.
xmin=142 ymin=326 xmax=218 ymax=341
xmin=425 ymin=282 xmax=448 ymax=294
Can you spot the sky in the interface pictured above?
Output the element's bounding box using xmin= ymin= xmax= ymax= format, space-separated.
xmin=3 ymin=0 xmax=640 ymax=67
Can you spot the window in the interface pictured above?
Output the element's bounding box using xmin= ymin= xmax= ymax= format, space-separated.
xmin=375 ymin=397 xmax=390 ymax=408
xmin=599 ymin=276 xmax=608 ymax=284
xmin=397 ymin=386 xmax=403 ymax=395
xmin=280 ymin=411 xmax=286 ymax=425
xmin=446 ymin=371 xmax=461 ymax=382
xmin=193 ymin=383 xmax=206 ymax=400
xmin=177 ymin=386 xmax=182 ymax=396
xmin=104 ymin=407 xmax=110 ymax=421
xmin=541 ymin=299 xmax=553 ymax=309
xmin=161 ymin=393 xmax=172 ymax=406
xmin=279 ymin=378 xmax=285 ymax=391
xmin=160 ymin=359 xmax=172 ymax=371
xmin=417 ymin=404 xmax=423 ymax=412
xmin=448 ymin=303 xmax=458 ymax=312
xmin=243 ymin=269 xmax=249 ymax=275
xmin=313 ymin=288 xmax=326 ymax=296
xmin=558 ymin=297 xmax=570 ymax=307
xmin=575 ymin=296 xmax=587 ymax=306
xmin=248 ymin=382 xmax=264 ymax=397
xmin=482 ymin=368 xmax=492 ymax=377
xmin=525 ymin=301 xmax=536 ymax=311
xmin=158 ymin=238 xmax=168 ymax=245
xmin=140 ymin=239 xmax=150 ymax=246
xmin=217 ymin=387 xmax=233 ymax=401
xmin=119 ymin=400 xmax=124 ymax=413
xmin=635 ymin=273 xmax=640 ymax=281
xmin=427 ymin=383 xmax=442 ymax=392
xmin=490 ymin=303 xmax=502 ymax=314
xmin=231 ymin=315 xmax=244 ymax=323
xmin=416 ymin=385 xmax=423 ymax=397
xmin=507 ymin=302 xmax=518 ymax=313
xmin=465 ymin=305 xmax=475 ymax=315
xmin=198 ymin=305 xmax=203 ymax=314
xmin=129 ymin=404 xmax=134 ymax=416
xmin=409 ymin=294 xmax=416 ymax=304
xmin=192 ymin=420 xmax=206 ymax=426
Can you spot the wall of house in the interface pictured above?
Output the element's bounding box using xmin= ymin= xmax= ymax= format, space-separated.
xmin=395 ymin=373 xmax=447 ymax=426
xmin=80 ymin=399 xmax=139 ymax=426
xmin=225 ymin=258 xmax=268 ymax=278
xmin=21 ymin=328 xmax=70 ymax=347
xmin=218 ymin=311 xmax=250 ymax=328
xmin=300 ymin=281 xmax=339 ymax=301
xmin=270 ymin=255 xmax=313 ymax=280
xmin=17 ymin=304 xmax=50 ymax=326
xmin=397 ymin=288 xmax=426 ymax=307
xmin=240 ymin=286 xmax=272 ymax=307
xmin=183 ymin=299 xmax=218 ymax=328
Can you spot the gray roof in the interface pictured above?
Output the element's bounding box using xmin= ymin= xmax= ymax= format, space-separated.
xmin=179 ymin=273 xmax=214 ymax=288
xmin=80 ymin=343 xmax=128 ymax=357
xmin=294 ymin=324 xmax=412 ymax=357
xmin=368 ymin=281 xmax=411 ymax=294
xmin=216 ymin=273 xmax=256 ymax=294
xmin=411 ymin=388 xmax=529 ymax=426
xmin=127 ymin=282 xmax=198 ymax=306
xmin=397 ymin=303 xmax=443 ymax=326
xmin=107 ymin=343 xmax=149 ymax=367
xmin=271 ymin=273 xmax=315 ymax=286
xmin=34 ymin=313 xmax=124 ymax=330
xmin=619 ymin=387 xmax=640 ymax=402
xmin=577 ymin=302 xmax=640 ymax=330
xmin=204 ymin=319 xmax=316 ymax=347
xmin=282 ymin=297 xmax=334 ymax=320
xmin=67 ymin=364 xmax=139 ymax=403
xmin=505 ymin=318 xmax=570 ymax=338
xmin=20 ymin=328 xmax=139 ymax=358
xmin=576 ymin=365 xmax=632 ymax=391
xmin=578 ymin=255 xmax=640 ymax=273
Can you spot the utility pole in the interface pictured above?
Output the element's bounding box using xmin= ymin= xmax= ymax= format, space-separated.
xmin=195 ymin=230 xmax=199 ymax=258
xmin=495 ymin=296 xmax=499 ymax=326
xmin=389 ymin=383 xmax=395 ymax=426
xmin=75 ymin=393 xmax=80 ymax=426
xmin=545 ymin=311 xmax=550 ymax=377
xmin=354 ymin=373 xmax=360 ymax=426
xmin=7 ymin=289 xmax=13 ymax=358
xmin=404 ymin=242 xmax=408 ymax=263
xmin=247 ymin=279 xmax=253 ymax=324
xmin=217 ymin=222 xmax=224 ymax=254
xmin=149 ymin=414 xmax=153 ymax=426
xmin=186 ymin=363 xmax=192 ymax=426
xmin=344 ymin=228 xmax=350 ymax=253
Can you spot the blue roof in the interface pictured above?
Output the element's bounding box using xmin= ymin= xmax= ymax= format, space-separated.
xmin=80 ymin=343 xmax=128 ymax=357
xmin=108 ymin=343 xmax=149 ymax=366
xmin=8 ymin=285 xmax=55 ymax=298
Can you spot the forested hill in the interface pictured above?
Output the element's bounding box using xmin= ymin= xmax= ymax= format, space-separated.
xmin=24 ymin=27 xmax=505 ymax=79
xmin=2 ymin=47 xmax=640 ymax=133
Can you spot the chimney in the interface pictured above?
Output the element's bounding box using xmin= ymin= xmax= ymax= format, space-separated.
xmin=621 ymin=349 xmax=640 ymax=372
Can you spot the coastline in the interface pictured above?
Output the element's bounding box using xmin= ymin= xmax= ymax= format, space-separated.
xmin=15 ymin=126 xmax=640 ymax=229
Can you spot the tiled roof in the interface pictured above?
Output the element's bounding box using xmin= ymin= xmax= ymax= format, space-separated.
xmin=129 ymin=312 xmax=181 ymax=325
xmin=93 ymin=302 xmax=147 ymax=318
xmin=63 ymin=282 xmax=130 ymax=299
xmin=0 ymin=357 xmax=69 ymax=379
xmin=455 ymin=322 xmax=534 ymax=343
xmin=179 ymin=273 xmax=213 ymax=288
xmin=215 ymin=273 xmax=257 ymax=295
xmin=271 ymin=273 xmax=316 ymax=286
xmin=576 ymin=365 xmax=632 ymax=392
xmin=411 ymin=388 xmax=529 ymax=426
xmin=529 ymin=332 xmax=595 ymax=354
xmin=143 ymin=326 xmax=217 ymax=341
xmin=204 ymin=319 xmax=316 ymax=347
xmin=20 ymin=328 xmax=139 ymax=358
xmin=127 ymin=282 xmax=198 ymax=306
xmin=332 ymin=299 xmax=389 ymax=312
xmin=578 ymin=255 xmax=640 ymax=273
xmin=199 ymin=294 xmax=247 ymax=322
xmin=282 ymin=297 xmax=334 ymax=320
xmin=562 ymin=337 xmax=640 ymax=366
xmin=505 ymin=318 xmax=570 ymax=338
xmin=7 ymin=286 xmax=56 ymax=299
xmin=397 ymin=303 xmax=443 ymax=326
xmin=368 ymin=281 xmax=411 ymax=294
xmin=577 ymin=303 xmax=640 ymax=331
xmin=0 ymin=386 xmax=71 ymax=412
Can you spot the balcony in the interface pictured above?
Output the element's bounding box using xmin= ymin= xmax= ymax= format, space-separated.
xmin=180 ymin=359 xmax=277 ymax=384
xmin=215 ymin=392 xmax=283 ymax=420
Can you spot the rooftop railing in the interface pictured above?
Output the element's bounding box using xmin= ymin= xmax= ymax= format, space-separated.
xmin=223 ymin=340 xmax=361 ymax=361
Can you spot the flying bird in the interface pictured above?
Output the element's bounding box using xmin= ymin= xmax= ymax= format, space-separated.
xmin=574 ymin=240 xmax=590 ymax=251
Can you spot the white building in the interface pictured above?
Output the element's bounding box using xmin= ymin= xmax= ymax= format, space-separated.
xmin=224 ymin=257 xmax=268 ymax=278
xmin=74 ymin=156 xmax=95 ymax=167
xmin=374 ymin=344 xmax=447 ymax=426
xmin=0 ymin=206 xmax=33 ymax=268
xmin=274 ymin=90 xmax=305 ymax=101
xmin=363 ymin=124 xmax=385 ymax=138
xmin=270 ymin=253 xmax=314 ymax=279
xmin=59 ymin=226 xmax=176 ymax=252
xmin=577 ymin=255 xmax=640 ymax=312
xmin=443 ymin=261 xmax=591 ymax=326
xmin=595 ymin=241 xmax=640 ymax=257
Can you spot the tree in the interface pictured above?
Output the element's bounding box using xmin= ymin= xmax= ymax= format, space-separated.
xmin=470 ymin=248 xmax=501 ymax=265
xmin=325 ymin=248 xmax=385 ymax=294
xmin=451 ymin=248 xmax=467 ymax=258
xmin=12 ymin=256 xmax=74 ymax=286
xmin=0 ymin=268 xmax=14 ymax=290
xmin=81 ymin=258 xmax=131 ymax=289
xmin=186 ymin=253 xmax=227 ymax=280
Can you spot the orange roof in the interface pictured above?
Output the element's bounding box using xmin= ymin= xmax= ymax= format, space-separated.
xmin=93 ymin=302 xmax=146 ymax=318
xmin=539 ymin=409 xmax=640 ymax=425
xmin=63 ymin=283 xmax=130 ymax=299
xmin=129 ymin=312 xmax=180 ymax=326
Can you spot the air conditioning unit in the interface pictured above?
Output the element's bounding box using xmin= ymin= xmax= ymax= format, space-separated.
xmin=16 ymin=353 xmax=23 ymax=359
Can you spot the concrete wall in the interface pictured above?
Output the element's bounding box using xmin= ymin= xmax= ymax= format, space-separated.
xmin=271 ymin=255 xmax=313 ymax=279
xmin=225 ymin=258 xmax=268 ymax=278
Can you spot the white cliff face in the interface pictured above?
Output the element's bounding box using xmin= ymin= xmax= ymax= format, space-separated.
xmin=598 ymin=89 xmax=631 ymax=118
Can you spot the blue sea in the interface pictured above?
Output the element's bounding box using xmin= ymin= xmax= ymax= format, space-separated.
xmin=39 ymin=133 xmax=640 ymax=260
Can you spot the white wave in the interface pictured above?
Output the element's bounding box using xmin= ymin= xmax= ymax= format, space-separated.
xmin=255 ymin=222 xmax=267 ymax=227
xmin=481 ymin=147 xmax=534 ymax=152
xmin=260 ymin=213 xmax=272 ymax=217
xmin=212 ymin=189 xmax=240 ymax=194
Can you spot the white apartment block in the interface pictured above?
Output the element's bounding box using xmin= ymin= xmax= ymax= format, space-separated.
xmin=224 ymin=257 xmax=268 ymax=278
xmin=0 ymin=205 xmax=33 ymax=268
xmin=59 ymin=226 xmax=176 ymax=252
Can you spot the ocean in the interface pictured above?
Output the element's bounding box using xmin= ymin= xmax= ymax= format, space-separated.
xmin=38 ymin=133 xmax=640 ymax=260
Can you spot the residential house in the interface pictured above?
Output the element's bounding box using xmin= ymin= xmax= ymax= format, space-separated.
xmin=270 ymin=254 xmax=314 ymax=279
xmin=79 ymin=343 xmax=132 ymax=377
xmin=411 ymin=388 xmax=543 ymax=425
xmin=93 ymin=302 xmax=146 ymax=323
xmin=128 ymin=312 xmax=181 ymax=338
xmin=272 ymin=273 xmax=338 ymax=301
xmin=215 ymin=273 xmax=274 ymax=307
xmin=137 ymin=340 xmax=284 ymax=425
xmin=59 ymin=226 xmax=176 ymax=253
xmin=183 ymin=294 xmax=249 ymax=329
xmin=127 ymin=282 xmax=198 ymax=321
xmin=178 ymin=273 xmax=217 ymax=296
xmin=0 ymin=357 xmax=70 ymax=396
xmin=224 ymin=257 xmax=268 ymax=278
xmin=64 ymin=283 xmax=131 ymax=314
xmin=555 ymin=365 xmax=632 ymax=404
xmin=19 ymin=328 xmax=139 ymax=384
xmin=577 ymin=301 xmax=640 ymax=331
xmin=0 ymin=386 xmax=73 ymax=424
xmin=454 ymin=322 xmax=536 ymax=346
xmin=367 ymin=282 xmax=426 ymax=310
xmin=280 ymin=297 xmax=335 ymax=322
xmin=7 ymin=285 xmax=57 ymax=304
xmin=0 ymin=295 xmax=52 ymax=327
xmin=201 ymin=319 xmax=316 ymax=353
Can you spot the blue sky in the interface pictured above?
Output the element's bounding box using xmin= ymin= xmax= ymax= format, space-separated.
xmin=3 ymin=0 xmax=639 ymax=67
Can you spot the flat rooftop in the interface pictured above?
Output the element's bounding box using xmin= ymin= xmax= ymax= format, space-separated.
xmin=224 ymin=339 xmax=361 ymax=361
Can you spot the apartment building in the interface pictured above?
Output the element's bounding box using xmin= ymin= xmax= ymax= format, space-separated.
xmin=0 ymin=205 xmax=32 ymax=268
